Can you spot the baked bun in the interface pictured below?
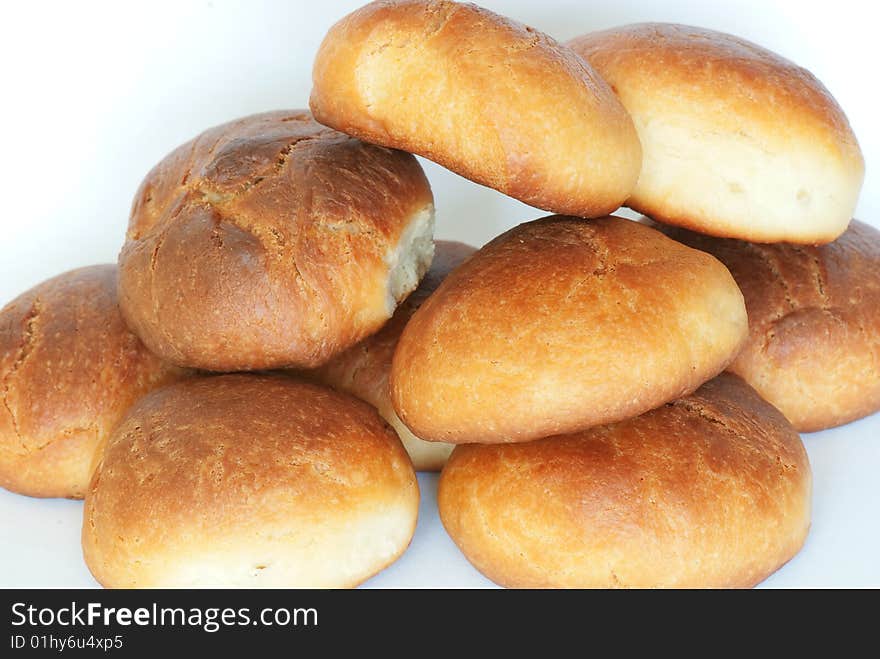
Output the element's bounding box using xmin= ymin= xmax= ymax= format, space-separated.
xmin=657 ymin=219 xmax=880 ymax=432
xmin=569 ymin=23 xmax=864 ymax=243
xmin=311 ymin=0 xmax=641 ymax=218
xmin=118 ymin=110 xmax=434 ymax=372
xmin=439 ymin=374 xmax=812 ymax=588
xmin=0 ymin=265 xmax=186 ymax=499
xmin=83 ymin=374 xmax=419 ymax=588
xmin=390 ymin=216 xmax=748 ymax=444
xmin=310 ymin=240 xmax=476 ymax=471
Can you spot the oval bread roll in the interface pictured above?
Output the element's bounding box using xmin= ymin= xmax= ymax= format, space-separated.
xmin=311 ymin=0 xmax=641 ymax=218
xmin=439 ymin=374 xmax=812 ymax=588
xmin=569 ymin=23 xmax=864 ymax=243
xmin=658 ymin=219 xmax=880 ymax=432
xmin=118 ymin=110 xmax=435 ymax=371
xmin=82 ymin=374 xmax=419 ymax=588
xmin=310 ymin=240 xmax=476 ymax=471
xmin=390 ymin=215 xmax=748 ymax=443
xmin=0 ymin=265 xmax=186 ymax=499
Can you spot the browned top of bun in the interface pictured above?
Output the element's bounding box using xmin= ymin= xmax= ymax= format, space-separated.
xmin=569 ymin=23 xmax=860 ymax=155
xmin=87 ymin=374 xmax=415 ymax=539
xmin=439 ymin=374 xmax=811 ymax=588
xmin=659 ymin=220 xmax=880 ymax=431
xmin=0 ymin=265 xmax=184 ymax=498
xmin=119 ymin=110 xmax=433 ymax=371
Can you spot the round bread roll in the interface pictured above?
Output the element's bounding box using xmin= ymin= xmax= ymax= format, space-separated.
xmin=569 ymin=23 xmax=864 ymax=243
xmin=82 ymin=374 xmax=419 ymax=588
xmin=0 ymin=265 xmax=186 ymax=499
xmin=657 ymin=219 xmax=880 ymax=432
xmin=439 ymin=374 xmax=812 ymax=588
xmin=118 ymin=110 xmax=435 ymax=372
xmin=390 ymin=215 xmax=748 ymax=444
xmin=310 ymin=0 xmax=641 ymax=218
xmin=310 ymin=240 xmax=476 ymax=471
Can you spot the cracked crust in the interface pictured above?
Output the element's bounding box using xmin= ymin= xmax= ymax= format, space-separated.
xmin=390 ymin=216 xmax=748 ymax=443
xmin=118 ymin=110 xmax=434 ymax=371
xmin=569 ymin=23 xmax=864 ymax=243
xmin=82 ymin=374 xmax=419 ymax=588
xmin=657 ymin=220 xmax=880 ymax=431
xmin=305 ymin=240 xmax=476 ymax=471
xmin=310 ymin=0 xmax=641 ymax=217
xmin=438 ymin=373 xmax=812 ymax=588
xmin=0 ymin=265 xmax=187 ymax=498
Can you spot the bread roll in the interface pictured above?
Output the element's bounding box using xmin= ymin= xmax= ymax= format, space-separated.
xmin=310 ymin=240 xmax=476 ymax=471
xmin=439 ymin=374 xmax=812 ymax=588
xmin=658 ymin=219 xmax=880 ymax=432
xmin=82 ymin=374 xmax=419 ymax=588
xmin=390 ymin=215 xmax=748 ymax=443
xmin=569 ymin=23 xmax=864 ymax=243
xmin=311 ymin=0 xmax=641 ymax=218
xmin=0 ymin=265 xmax=186 ymax=499
xmin=118 ymin=110 xmax=434 ymax=371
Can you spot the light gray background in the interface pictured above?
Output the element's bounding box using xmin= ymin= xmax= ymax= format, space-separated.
xmin=0 ymin=0 xmax=877 ymax=587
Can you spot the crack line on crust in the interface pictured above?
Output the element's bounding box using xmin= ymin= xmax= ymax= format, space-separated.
xmin=668 ymin=398 xmax=798 ymax=470
xmin=559 ymin=231 xmax=615 ymax=300
xmin=423 ymin=1 xmax=458 ymax=42
xmin=759 ymin=305 xmax=847 ymax=359
xmin=147 ymin=216 xmax=180 ymax=358
xmin=669 ymin=399 xmax=751 ymax=444
xmin=192 ymin=130 xmax=336 ymax=205
xmin=741 ymin=242 xmax=796 ymax=315
xmin=788 ymin=245 xmax=830 ymax=309
xmin=20 ymin=423 xmax=102 ymax=458
xmin=178 ymin=136 xmax=201 ymax=188
xmin=2 ymin=298 xmax=41 ymax=453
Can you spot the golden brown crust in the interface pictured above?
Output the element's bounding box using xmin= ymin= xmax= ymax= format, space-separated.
xmin=118 ymin=110 xmax=434 ymax=372
xmin=390 ymin=216 xmax=748 ymax=443
xmin=0 ymin=265 xmax=186 ymax=499
xmin=569 ymin=23 xmax=864 ymax=243
xmin=308 ymin=240 xmax=476 ymax=471
xmin=656 ymin=220 xmax=880 ymax=431
xmin=439 ymin=374 xmax=812 ymax=588
xmin=82 ymin=374 xmax=419 ymax=588
xmin=310 ymin=0 xmax=641 ymax=217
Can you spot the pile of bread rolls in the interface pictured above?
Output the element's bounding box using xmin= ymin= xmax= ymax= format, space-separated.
xmin=1 ymin=1 xmax=875 ymax=589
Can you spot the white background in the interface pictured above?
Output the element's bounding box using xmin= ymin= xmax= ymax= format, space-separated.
xmin=0 ymin=0 xmax=877 ymax=587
